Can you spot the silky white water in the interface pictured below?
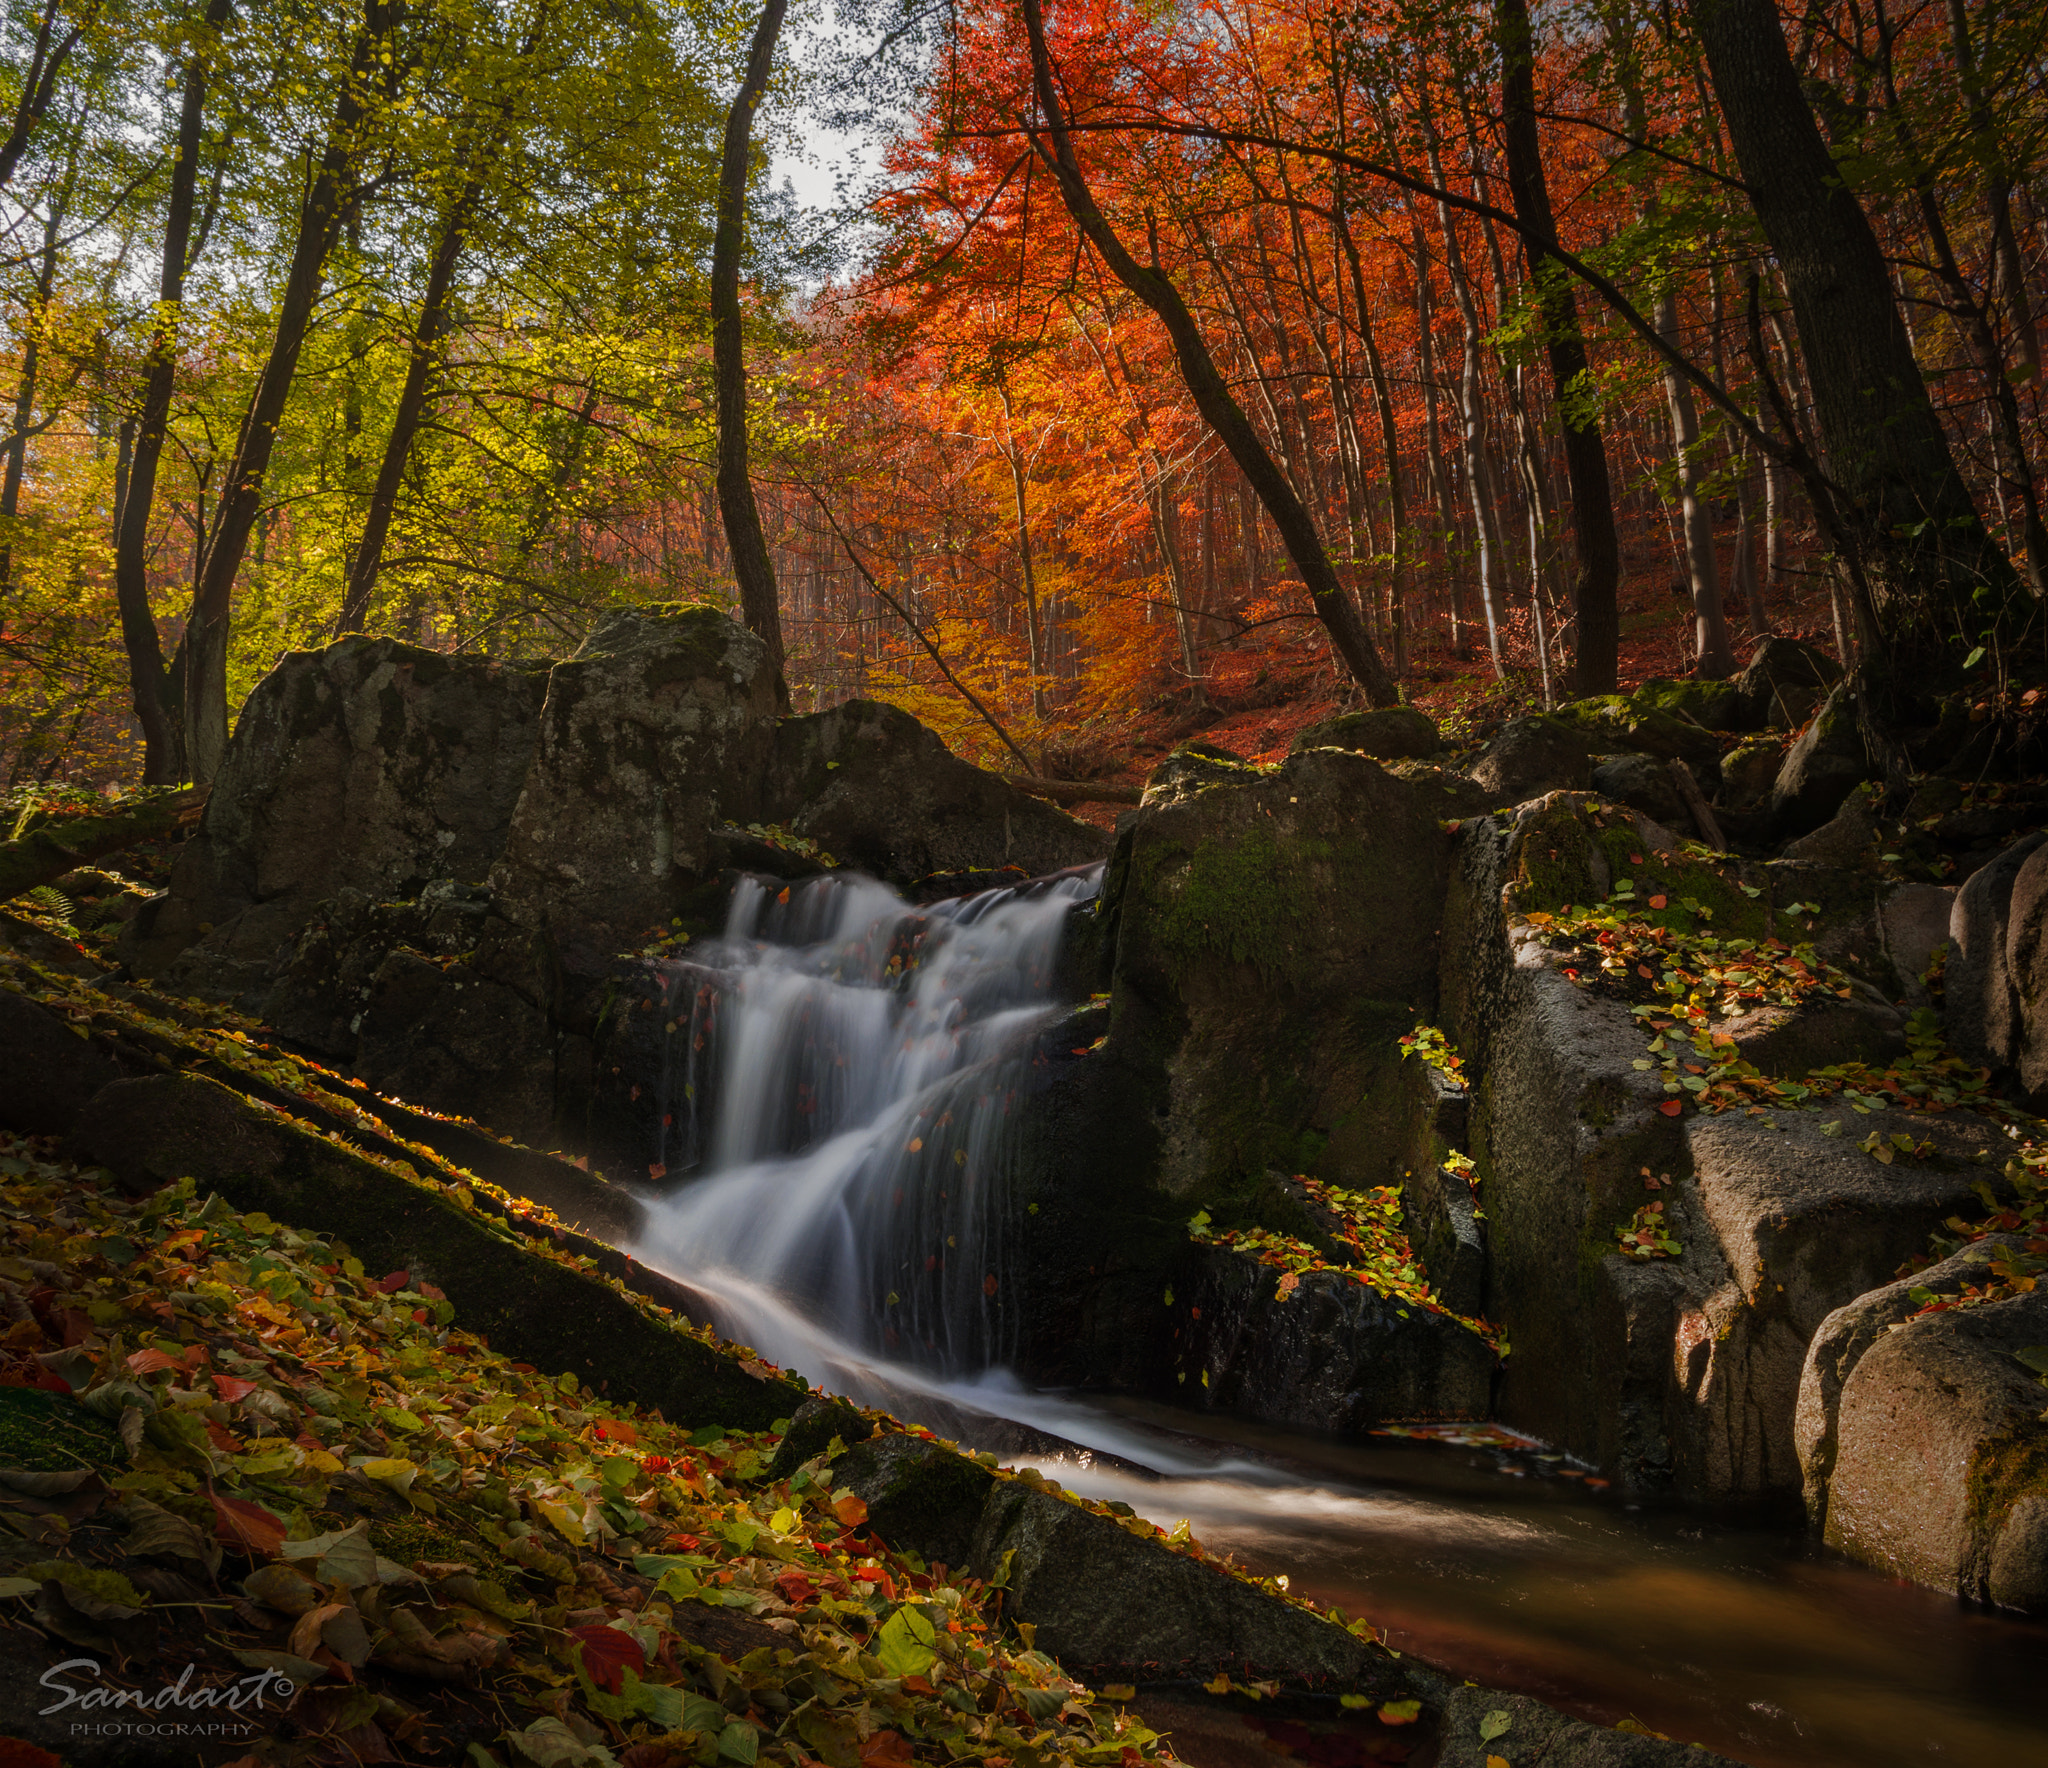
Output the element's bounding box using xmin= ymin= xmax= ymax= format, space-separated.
xmin=634 ymin=866 xmax=1098 ymax=1400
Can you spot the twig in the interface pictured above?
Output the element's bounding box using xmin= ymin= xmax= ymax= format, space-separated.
xmin=1003 ymin=774 xmax=1141 ymax=806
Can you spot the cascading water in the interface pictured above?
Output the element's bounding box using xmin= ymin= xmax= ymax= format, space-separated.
xmin=634 ymin=865 xmax=1099 ymax=1406
xmin=627 ymin=864 xmax=2048 ymax=1768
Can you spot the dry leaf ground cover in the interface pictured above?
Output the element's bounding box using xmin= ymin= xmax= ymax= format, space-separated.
xmin=0 ymin=1138 xmax=1186 ymax=1768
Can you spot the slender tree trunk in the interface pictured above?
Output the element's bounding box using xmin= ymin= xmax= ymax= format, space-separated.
xmin=994 ymin=382 xmax=1048 ymax=717
xmin=1497 ymin=0 xmax=1623 ymax=694
xmin=0 ymin=0 xmax=90 ymax=189
xmin=712 ymin=0 xmax=788 ymax=694
xmin=116 ymin=0 xmax=231 ymax=785
xmin=336 ymin=121 xmax=507 ymax=633
xmin=183 ymin=0 xmax=399 ymax=781
xmin=1019 ymin=0 xmax=1397 ymax=705
xmin=1688 ymin=0 xmax=2024 ymax=664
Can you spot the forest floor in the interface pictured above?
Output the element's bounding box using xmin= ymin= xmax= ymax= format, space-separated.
xmin=1057 ymin=556 xmax=1844 ymax=832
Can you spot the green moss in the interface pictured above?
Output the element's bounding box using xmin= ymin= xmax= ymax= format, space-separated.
xmin=1967 ymin=1420 xmax=2048 ymax=1537
xmin=1146 ymin=823 xmax=1329 ymax=988
xmin=0 ymin=1388 xmax=125 ymax=1472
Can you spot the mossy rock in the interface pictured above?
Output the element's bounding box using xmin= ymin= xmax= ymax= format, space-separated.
xmin=69 ymin=1072 xmax=806 ymax=1433
xmin=1550 ymin=695 xmax=1721 ymax=776
xmin=0 ymin=1387 xmax=124 ymax=1472
xmin=1288 ymin=706 xmax=1441 ymax=761
xmin=1633 ymin=676 xmax=1746 ymax=733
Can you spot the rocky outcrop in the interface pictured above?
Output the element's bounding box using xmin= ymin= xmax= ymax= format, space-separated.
xmin=1945 ymin=833 xmax=2048 ymax=1105
xmin=1736 ymin=634 xmax=1839 ymax=730
xmin=1817 ymin=1281 xmax=2048 ymax=1610
xmin=1435 ymin=1689 xmax=1744 ymax=1767
xmin=122 ymin=637 xmax=550 ymax=994
xmin=1439 ymin=792 xmax=2008 ymax=1503
xmin=1591 ymin=753 xmax=1691 ymax=831
xmin=115 ymin=607 xmax=1105 ymax=1156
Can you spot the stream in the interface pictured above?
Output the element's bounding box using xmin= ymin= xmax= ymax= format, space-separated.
xmin=632 ymin=869 xmax=2048 ymax=1768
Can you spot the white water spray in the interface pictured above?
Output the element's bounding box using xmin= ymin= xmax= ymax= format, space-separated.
xmin=634 ymin=866 xmax=1098 ymax=1404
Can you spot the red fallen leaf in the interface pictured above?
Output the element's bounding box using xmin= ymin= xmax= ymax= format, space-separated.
xmin=861 ymin=1731 xmax=916 ymax=1768
xmin=648 ymin=1162 xmax=667 ymax=1180
xmin=0 ymin=1738 xmax=66 ymax=1768
xmin=205 ymin=1419 xmax=244 ymax=1452
xmin=1656 ymin=1101 xmax=1684 ymax=1116
xmin=374 ymin=1270 xmax=410 ymax=1294
xmin=1636 ymin=964 xmax=1654 ymax=979
xmin=213 ymin=1374 xmax=260 ymax=1403
xmin=571 ymin=1623 xmax=646 ymax=1695
xmin=593 ymin=1419 xmax=639 ymax=1445
xmin=1648 ymin=894 xmax=1668 ymax=909
xmin=832 ymin=1494 xmax=870 ymax=1528
xmin=295 ymin=1431 xmax=327 ymax=1453
xmin=126 ymin=1346 xmax=186 ymax=1375
xmin=901 ymin=1674 xmax=937 ymax=1696
xmin=982 ymin=1273 xmax=999 ymax=1298
xmin=1628 ymin=853 xmax=1644 ymax=865
xmin=642 ymin=1455 xmax=672 ymax=1475
xmin=773 ymin=1569 xmax=818 ymax=1606
xmin=416 ymin=1281 xmax=446 ymax=1302
xmin=211 ymin=1490 xmax=288 ymax=1556
xmin=852 ymin=1565 xmax=894 ymax=1599
xmin=412 ymin=1310 xmax=429 ymax=1324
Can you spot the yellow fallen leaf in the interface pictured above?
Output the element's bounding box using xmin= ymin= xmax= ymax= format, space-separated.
xmin=534 ymin=1498 xmax=587 ymax=1545
xmin=357 ymin=1457 xmax=418 ymax=1493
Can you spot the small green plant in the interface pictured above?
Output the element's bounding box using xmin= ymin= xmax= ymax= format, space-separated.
xmin=1615 ymin=1201 xmax=1681 ymax=1260
xmin=1861 ymin=1130 xmax=1932 ymax=1164
xmin=19 ymin=885 xmax=74 ymax=926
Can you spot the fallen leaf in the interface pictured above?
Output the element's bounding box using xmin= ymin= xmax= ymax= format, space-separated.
xmin=831 ymin=1493 xmax=868 ymax=1527
xmin=571 ymin=1622 xmax=646 ymax=1695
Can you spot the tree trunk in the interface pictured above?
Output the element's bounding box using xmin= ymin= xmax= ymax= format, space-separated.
xmin=712 ymin=0 xmax=788 ymax=695
xmin=1688 ymin=0 xmax=2024 ymax=663
xmin=115 ymin=0 xmax=231 ymax=786
xmin=183 ymin=0 xmax=400 ymax=782
xmin=1497 ymin=0 xmax=1623 ymax=695
xmin=994 ymin=381 xmax=1049 ymax=718
xmin=1018 ymin=0 xmax=1397 ymax=706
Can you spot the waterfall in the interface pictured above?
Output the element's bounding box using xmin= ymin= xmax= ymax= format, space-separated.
xmin=633 ymin=865 xmax=1100 ymax=1402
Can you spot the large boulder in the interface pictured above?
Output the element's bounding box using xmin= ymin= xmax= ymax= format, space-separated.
xmin=2002 ymin=840 xmax=2048 ymax=1100
xmin=1549 ymin=695 xmax=1723 ymax=781
xmin=1793 ymin=1234 xmax=2022 ymax=1519
xmin=1590 ymin=753 xmax=1690 ymax=831
xmin=1179 ymin=1253 xmax=1494 ymax=1432
xmin=1288 ymin=705 xmax=1442 ymax=761
xmin=1819 ymin=1281 xmax=2048 ymax=1610
xmin=1468 ymin=715 xmax=1595 ymax=805
xmin=121 ymin=637 xmax=549 ymax=994
xmin=763 ymin=698 xmax=1105 ymax=885
xmin=489 ymin=606 xmax=781 ymax=965
xmin=1632 ymin=675 xmax=1747 ymax=734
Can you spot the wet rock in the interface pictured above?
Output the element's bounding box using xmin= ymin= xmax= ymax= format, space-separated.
xmin=1590 ymin=753 xmax=1690 ymax=830
xmin=1793 ymin=1235 xmax=2023 ymax=1519
xmin=834 ymin=1432 xmax=995 ymax=1571
xmin=765 ymin=698 xmax=1104 ymax=886
xmin=1821 ymin=1281 xmax=2048 ymax=1610
xmin=66 ymin=1070 xmax=801 ymax=1428
xmin=1400 ymin=1162 xmax=1486 ymax=1317
xmin=1767 ymin=682 xmax=1869 ymax=836
xmin=1468 ymin=715 xmax=1595 ymax=805
xmin=764 ymin=1396 xmax=873 ymax=1482
xmin=1944 ymin=831 xmax=2048 ymax=1079
xmin=970 ymin=1481 xmax=1413 ymax=1691
xmin=1288 ymin=706 xmax=1441 ymax=761
xmin=1180 ymin=1249 xmax=1493 ymax=1432
xmin=122 ymin=637 xmax=549 ymax=991
xmin=1436 ymin=1688 xmax=1744 ymax=1766
xmin=1736 ymin=634 xmax=1840 ymax=730
xmin=489 ymin=606 xmax=781 ymax=967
